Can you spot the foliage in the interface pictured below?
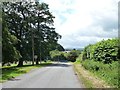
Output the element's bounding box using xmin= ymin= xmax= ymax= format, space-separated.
xmin=65 ymin=50 xmax=81 ymax=62
xmin=81 ymin=38 xmax=118 ymax=64
xmin=2 ymin=2 xmax=62 ymax=66
xmin=2 ymin=12 xmax=21 ymax=66
xmin=0 ymin=7 xmax=2 ymax=64
xmin=77 ymin=38 xmax=119 ymax=87
xmin=55 ymin=44 xmax=65 ymax=51
xmin=50 ymin=50 xmax=65 ymax=61
xmin=81 ymin=60 xmax=118 ymax=87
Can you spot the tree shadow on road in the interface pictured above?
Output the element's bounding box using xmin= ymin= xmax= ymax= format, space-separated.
xmin=47 ymin=63 xmax=72 ymax=67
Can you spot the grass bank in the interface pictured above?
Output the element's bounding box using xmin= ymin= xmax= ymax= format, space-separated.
xmin=0 ymin=61 xmax=52 ymax=83
xmin=73 ymin=61 xmax=112 ymax=88
xmin=81 ymin=60 xmax=118 ymax=88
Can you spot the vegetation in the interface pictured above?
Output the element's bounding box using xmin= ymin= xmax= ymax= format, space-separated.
xmin=73 ymin=63 xmax=111 ymax=88
xmin=1 ymin=1 xmax=119 ymax=89
xmin=64 ymin=49 xmax=81 ymax=62
xmin=1 ymin=61 xmax=52 ymax=83
xmin=81 ymin=38 xmax=118 ymax=63
xmin=50 ymin=50 xmax=65 ymax=61
xmin=2 ymin=15 xmax=21 ymax=65
xmin=81 ymin=60 xmax=118 ymax=87
xmin=76 ymin=38 xmax=119 ymax=88
xmin=0 ymin=3 xmax=2 ymax=65
xmin=49 ymin=49 xmax=81 ymax=62
xmin=2 ymin=2 xmax=62 ymax=66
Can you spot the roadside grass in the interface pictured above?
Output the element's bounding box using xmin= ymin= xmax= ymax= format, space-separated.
xmin=81 ymin=60 xmax=118 ymax=88
xmin=0 ymin=61 xmax=52 ymax=83
xmin=73 ymin=62 xmax=111 ymax=88
xmin=73 ymin=64 xmax=92 ymax=88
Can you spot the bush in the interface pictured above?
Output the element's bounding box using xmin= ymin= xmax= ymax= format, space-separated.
xmin=65 ymin=50 xmax=81 ymax=62
xmin=50 ymin=50 xmax=66 ymax=61
xmin=81 ymin=38 xmax=118 ymax=64
xmin=76 ymin=38 xmax=119 ymax=87
xmin=81 ymin=60 xmax=118 ymax=87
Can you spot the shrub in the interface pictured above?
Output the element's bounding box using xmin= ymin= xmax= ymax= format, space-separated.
xmin=81 ymin=60 xmax=118 ymax=87
xmin=65 ymin=50 xmax=81 ymax=62
xmin=81 ymin=38 xmax=118 ymax=64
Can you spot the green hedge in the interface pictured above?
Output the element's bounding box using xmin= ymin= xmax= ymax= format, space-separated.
xmin=81 ymin=38 xmax=118 ymax=64
xmin=77 ymin=38 xmax=119 ymax=87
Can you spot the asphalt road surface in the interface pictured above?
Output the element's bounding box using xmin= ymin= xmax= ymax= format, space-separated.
xmin=2 ymin=62 xmax=83 ymax=88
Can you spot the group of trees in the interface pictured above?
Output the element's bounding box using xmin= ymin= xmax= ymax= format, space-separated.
xmin=50 ymin=50 xmax=65 ymax=61
xmin=64 ymin=49 xmax=81 ymax=62
xmin=50 ymin=49 xmax=81 ymax=62
xmin=2 ymin=2 xmax=62 ymax=66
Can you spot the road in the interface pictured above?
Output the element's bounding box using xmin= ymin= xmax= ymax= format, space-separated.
xmin=2 ymin=62 xmax=83 ymax=88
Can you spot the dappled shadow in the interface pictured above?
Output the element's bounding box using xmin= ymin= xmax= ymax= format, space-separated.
xmin=59 ymin=60 xmax=68 ymax=62
xmin=1 ymin=61 xmax=70 ymax=82
xmin=54 ymin=60 xmax=68 ymax=63
xmin=8 ymin=78 xmax=21 ymax=81
xmin=1 ymin=67 xmax=27 ymax=81
xmin=15 ymin=62 xmax=52 ymax=67
xmin=1 ymin=62 xmax=52 ymax=81
xmin=46 ymin=63 xmax=72 ymax=67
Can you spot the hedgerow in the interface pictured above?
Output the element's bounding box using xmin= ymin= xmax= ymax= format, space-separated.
xmin=77 ymin=38 xmax=119 ymax=87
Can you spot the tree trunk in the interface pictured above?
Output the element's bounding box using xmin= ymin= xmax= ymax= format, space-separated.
xmin=2 ymin=62 xmax=5 ymax=66
xmin=32 ymin=26 xmax=34 ymax=66
xmin=17 ymin=58 xmax=23 ymax=67
xmin=36 ymin=59 xmax=39 ymax=65
xmin=40 ymin=54 xmax=42 ymax=64
xmin=17 ymin=41 xmax=23 ymax=67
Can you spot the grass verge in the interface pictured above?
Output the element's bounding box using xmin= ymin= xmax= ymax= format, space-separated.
xmin=0 ymin=62 xmax=52 ymax=83
xmin=81 ymin=60 xmax=118 ymax=88
xmin=73 ymin=62 xmax=111 ymax=88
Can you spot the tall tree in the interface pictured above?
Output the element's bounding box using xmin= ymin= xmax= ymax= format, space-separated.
xmin=2 ymin=2 xmax=61 ymax=66
xmin=2 ymin=11 xmax=21 ymax=66
xmin=0 ymin=3 xmax=2 ymax=64
xmin=31 ymin=2 xmax=61 ymax=64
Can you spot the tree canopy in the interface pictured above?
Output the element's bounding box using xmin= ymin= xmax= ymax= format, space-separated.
xmin=2 ymin=2 xmax=63 ymax=66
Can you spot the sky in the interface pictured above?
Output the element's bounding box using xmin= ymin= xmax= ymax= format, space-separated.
xmin=39 ymin=0 xmax=119 ymax=49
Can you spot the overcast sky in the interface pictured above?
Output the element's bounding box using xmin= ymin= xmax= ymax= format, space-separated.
xmin=40 ymin=0 xmax=119 ymax=49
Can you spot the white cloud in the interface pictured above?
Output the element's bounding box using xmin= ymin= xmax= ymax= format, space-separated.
xmin=40 ymin=0 xmax=119 ymax=49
